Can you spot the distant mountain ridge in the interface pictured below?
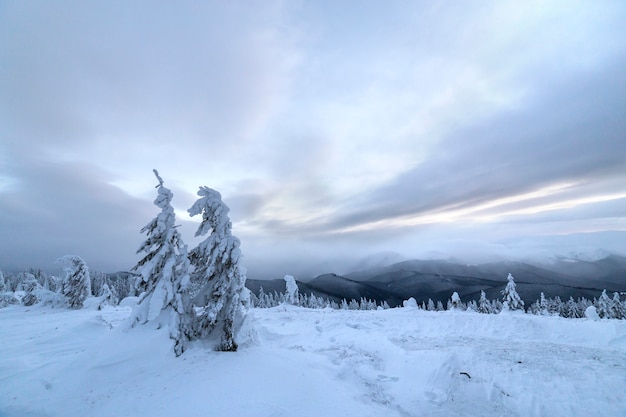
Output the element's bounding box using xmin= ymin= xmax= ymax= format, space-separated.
xmin=246 ymin=255 xmax=626 ymax=307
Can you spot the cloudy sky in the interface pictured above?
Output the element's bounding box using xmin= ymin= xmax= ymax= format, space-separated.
xmin=1 ymin=1 xmax=625 ymax=277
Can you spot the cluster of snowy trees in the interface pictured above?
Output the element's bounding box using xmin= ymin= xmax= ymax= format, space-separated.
xmin=527 ymin=290 xmax=625 ymax=319
xmin=129 ymin=170 xmax=247 ymax=354
xmin=0 ymin=170 xmax=248 ymax=355
xmin=0 ymin=257 xmax=126 ymax=309
xmin=406 ymin=275 xmax=625 ymax=320
xmin=250 ymin=274 xmax=389 ymax=310
xmin=250 ymin=285 xmax=389 ymax=310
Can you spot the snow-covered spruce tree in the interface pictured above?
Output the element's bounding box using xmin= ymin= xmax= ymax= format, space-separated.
xmin=256 ymin=287 xmax=267 ymax=308
xmin=538 ymin=292 xmax=549 ymax=315
xmin=477 ymin=290 xmax=491 ymax=314
xmin=612 ymin=292 xmax=624 ymax=320
xmin=22 ymin=273 xmax=41 ymax=306
xmin=59 ymin=255 xmax=91 ymax=309
xmin=0 ymin=270 xmax=6 ymax=292
xmin=185 ymin=186 xmax=247 ymax=353
xmin=595 ymin=290 xmax=612 ymax=319
xmin=132 ymin=170 xmax=190 ymax=353
xmin=99 ymin=282 xmax=119 ymax=308
xmin=501 ymin=273 xmax=524 ymax=311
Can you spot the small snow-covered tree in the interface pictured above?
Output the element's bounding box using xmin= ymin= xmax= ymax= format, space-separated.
xmin=90 ymin=270 xmax=109 ymax=298
xmin=612 ymin=292 xmax=624 ymax=320
xmin=596 ymin=290 xmax=612 ymax=319
xmin=563 ymin=296 xmax=581 ymax=318
xmin=477 ymin=290 xmax=491 ymax=314
xmin=284 ymin=275 xmax=299 ymax=305
xmin=132 ymin=170 xmax=190 ymax=354
xmin=501 ymin=273 xmax=524 ymax=311
xmin=22 ymin=273 xmax=41 ymax=306
xmin=427 ymin=298 xmax=436 ymax=311
xmin=59 ymin=255 xmax=91 ymax=309
xmin=267 ymin=292 xmax=277 ymax=307
xmin=185 ymin=186 xmax=247 ymax=353
xmin=99 ymin=282 xmax=119 ymax=308
xmin=538 ymin=292 xmax=549 ymax=315
xmin=0 ymin=270 xmax=6 ymax=292
xmin=256 ymin=287 xmax=267 ymax=308
xmin=548 ymin=296 xmax=563 ymax=316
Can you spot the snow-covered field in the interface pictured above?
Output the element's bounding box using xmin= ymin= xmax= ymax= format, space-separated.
xmin=1 ymin=304 xmax=625 ymax=417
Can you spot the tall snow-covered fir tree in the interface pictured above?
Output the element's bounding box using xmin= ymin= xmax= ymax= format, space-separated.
xmin=501 ymin=273 xmax=524 ymax=311
xmin=59 ymin=255 xmax=91 ymax=309
xmin=0 ymin=270 xmax=5 ymax=292
xmin=132 ymin=170 xmax=190 ymax=350
xmin=184 ymin=186 xmax=247 ymax=353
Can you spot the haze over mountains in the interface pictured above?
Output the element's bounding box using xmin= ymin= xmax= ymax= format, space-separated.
xmin=246 ymin=253 xmax=626 ymax=307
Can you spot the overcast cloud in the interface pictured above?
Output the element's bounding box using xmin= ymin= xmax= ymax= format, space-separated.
xmin=1 ymin=1 xmax=625 ymax=277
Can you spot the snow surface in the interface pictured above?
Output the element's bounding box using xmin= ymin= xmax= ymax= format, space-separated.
xmin=1 ymin=304 xmax=625 ymax=417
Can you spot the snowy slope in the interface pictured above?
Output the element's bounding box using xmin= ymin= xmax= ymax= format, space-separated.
xmin=1 ymin=304 xmax=625 ymax=417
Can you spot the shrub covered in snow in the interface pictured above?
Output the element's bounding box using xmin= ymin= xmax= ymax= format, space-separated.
xmin=403 ymin=297 xmax=418 ymax=308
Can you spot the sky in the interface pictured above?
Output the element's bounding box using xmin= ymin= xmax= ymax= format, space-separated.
xmin=1 ymin=0 xmax=626 ymax=278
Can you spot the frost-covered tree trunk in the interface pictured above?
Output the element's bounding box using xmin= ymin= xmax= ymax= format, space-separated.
xmin=184 ymin=186 xmax=247 ymax=353
xmin=59 ymin=255 xmax=91 ymax=309
xmin=501 ymin=273 xmax=524 ymax=311
xmin=132 ymin=170 xmax=190 ymax=352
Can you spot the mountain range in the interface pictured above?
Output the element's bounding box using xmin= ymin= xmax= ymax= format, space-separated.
xmin=245 ymin=254 xmax=626 ymax=307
